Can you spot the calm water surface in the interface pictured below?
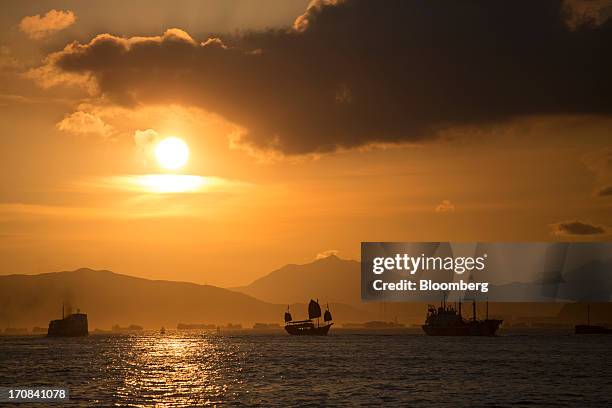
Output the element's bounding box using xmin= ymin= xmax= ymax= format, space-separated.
xmin=1 ymin=330 xmax=611 ymax=406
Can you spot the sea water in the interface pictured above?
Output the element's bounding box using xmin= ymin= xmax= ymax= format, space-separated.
xmin=1 ymin=329 xmax=611 ymax=406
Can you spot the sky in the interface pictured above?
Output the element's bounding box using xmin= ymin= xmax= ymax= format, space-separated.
xmin=0 ymin=0 xmax=611 ymax=287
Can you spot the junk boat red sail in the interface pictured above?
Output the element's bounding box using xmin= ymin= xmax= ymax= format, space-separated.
xmin=284 ymin=299 xmax=333 ymax=335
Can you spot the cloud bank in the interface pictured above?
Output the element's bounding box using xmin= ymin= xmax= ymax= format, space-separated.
xmin=19 ymin=9 xmax=76 ymax=40
xmin=31 ymin=0 xmax=612 ymax=155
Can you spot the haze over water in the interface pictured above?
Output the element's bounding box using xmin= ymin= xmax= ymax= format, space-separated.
xmin=1 ymin=330 xmax=611 ymax=407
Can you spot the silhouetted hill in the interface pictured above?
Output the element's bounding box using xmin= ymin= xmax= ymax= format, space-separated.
xmin=0 ymin=268 xmax=371 ymax=330
xmin=233 ymin=255 xmax=361 ymax=304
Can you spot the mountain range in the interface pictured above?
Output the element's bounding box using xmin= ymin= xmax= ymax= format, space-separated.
xmin=0 ymin=266 xmax=373 ymax=330
xmin=2 ymin=255 xmax=610 ymax=331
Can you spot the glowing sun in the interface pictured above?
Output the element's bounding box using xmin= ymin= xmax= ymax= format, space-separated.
xmin=155 ymin=137 xmax=189 ymax=170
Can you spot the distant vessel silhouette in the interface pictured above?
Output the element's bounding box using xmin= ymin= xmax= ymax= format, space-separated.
xmin=112 ymin=324 xmax=143 ymax=332
xmin=575 ymin=304 xmax=612 ymax=334
xmin=47 ymin=303 xmax=88 ymax=337
xmin=252 ymin=323 xmax=281 ymax=330
xmin=422 ymin=300 xmax=502 ymax=336
xmin=363 ymin=319 xmax=405 ymax=329
xmin=284 ymin=299 xmax=333 ymax=335
xmin=177 ymin=323 xmax=216 ymax=330
xmin=160 ymin=326 xmax=166 ymax=335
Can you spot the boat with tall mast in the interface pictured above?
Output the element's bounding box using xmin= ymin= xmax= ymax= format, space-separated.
xmin=284 ymin=299 xmax=333 ymax=335
xmin=575 ymin=304 xmax=612 ymax=334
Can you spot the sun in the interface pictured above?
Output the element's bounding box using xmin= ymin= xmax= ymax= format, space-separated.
xmin=154 ymin=137 xmax=189 ymax=170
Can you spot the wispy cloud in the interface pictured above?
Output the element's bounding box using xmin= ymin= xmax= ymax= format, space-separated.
xmin=19 ymin=10 xmax=76 ymax=40
xmin=550 ymin=220 xmax=606 ymax=236
xmin=435 ymin=200 xmax=455 ymax=213
xmin=316 ymin=249 xmax=340 ymax=260
xmin=57 ymin=110 xmax=115 ymax=138
xmin=81 ymin=174 xmax=253 ymax=195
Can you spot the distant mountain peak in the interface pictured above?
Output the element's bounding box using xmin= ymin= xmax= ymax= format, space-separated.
xmin=234 ymin=255 xmax=360 ymax=304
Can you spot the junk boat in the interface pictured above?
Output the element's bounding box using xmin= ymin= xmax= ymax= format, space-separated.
xmin=48 ymin=303 xmax=88 ymax=337
xmin=284 ymin=299 xmax=333 ymax=335
xmin=575 ymin=304 xmax=612 ymax=334
xmin=422 ymin=300 xmax=501 ymax=336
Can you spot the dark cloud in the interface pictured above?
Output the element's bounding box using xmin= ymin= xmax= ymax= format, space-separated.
xmin=34 ymin=0 xmax=612 ymax=155
xmin=552 ymin=221 xmax=606 ymax=235
xmin=597 ymin=185 xmax=612 ymax=196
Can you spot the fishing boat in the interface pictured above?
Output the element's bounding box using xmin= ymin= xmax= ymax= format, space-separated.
xmin=284 ymin=299 xmax=333 ymax=335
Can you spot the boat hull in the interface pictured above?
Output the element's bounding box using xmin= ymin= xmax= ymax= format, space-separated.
xmin=422 ymin=319 xmax=502 ymax=336
xmin=285 ymin=323 xmax=332 ymax=336
xmin=47 ymin=313 xmax=89 ymax=337
xmin=575 ymin=325 xmax=612 ymax=334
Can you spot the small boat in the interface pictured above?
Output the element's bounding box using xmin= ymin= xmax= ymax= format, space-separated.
xmin=575 ymin=304 xmax=612 ymax=334
xmin=284 ymin=299 xmax=333 ymax=336
xmin=160 ymin=326 xmax=166 ymax=334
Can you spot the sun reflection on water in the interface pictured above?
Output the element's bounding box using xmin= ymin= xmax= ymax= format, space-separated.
xmin=116 ymin=332 xmax=236 ymax=406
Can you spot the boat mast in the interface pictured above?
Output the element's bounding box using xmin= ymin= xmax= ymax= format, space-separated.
xmin=587 ymin=303 xmax=590 ymax=326
xmin=472 ymin=300 xmax=476 ymax=322
xmin=486 ymin=298 xmax=489 ymax=320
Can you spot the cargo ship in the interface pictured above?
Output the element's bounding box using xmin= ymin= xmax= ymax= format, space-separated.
xmin=422 ymin=300 xmax=502 ymax=336
xmin=47 ymin=303 xmax=88 ymax=337
xmin=575 ymin=304 xmax=612 ymax=334
xmin=284 ymin=299 xmax=333 ymax=335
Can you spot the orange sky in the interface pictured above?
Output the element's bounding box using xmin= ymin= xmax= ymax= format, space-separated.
xmin=1 ymin=1 xmax=610 ymax=286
